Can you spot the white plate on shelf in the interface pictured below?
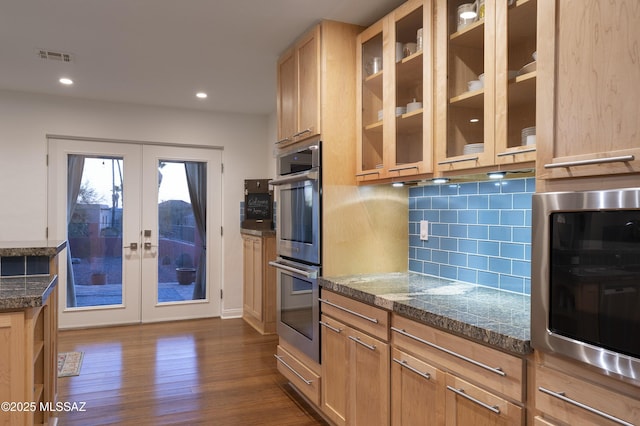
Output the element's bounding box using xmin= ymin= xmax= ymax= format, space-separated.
xmin=463 ymin=143 xmax=484 ymax=155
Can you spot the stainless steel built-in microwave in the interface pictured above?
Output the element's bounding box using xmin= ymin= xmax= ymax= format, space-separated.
xmin=531 ymin=188 xmax=640 ymax=381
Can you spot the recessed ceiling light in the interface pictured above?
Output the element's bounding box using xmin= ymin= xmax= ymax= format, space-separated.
xmin=196 ymin=92 xmax=207 ymax=99
xmin=59 ymin=77 xmax=73 ymax=85
xmin=470 ymin=118 xmax=479 ymax=123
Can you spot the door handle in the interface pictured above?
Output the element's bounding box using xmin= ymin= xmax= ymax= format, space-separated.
xmin=124 ymin=242 xmax=138 ymax=250
xmin=143 ymin=230 xmax=157 ymax=250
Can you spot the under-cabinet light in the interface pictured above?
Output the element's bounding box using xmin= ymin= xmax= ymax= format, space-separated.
xmin=487 ymin=171 xmax=506 ymax=179
xmin=432 ymin=177 xmax=450 ymax=184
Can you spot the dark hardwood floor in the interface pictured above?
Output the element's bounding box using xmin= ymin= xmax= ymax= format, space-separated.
xmin=57 ymin=318 xmax=327 ymax=425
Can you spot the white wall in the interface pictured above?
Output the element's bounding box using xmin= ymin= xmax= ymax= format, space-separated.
xmin=0 ymin=89 xmax=273 ymax=318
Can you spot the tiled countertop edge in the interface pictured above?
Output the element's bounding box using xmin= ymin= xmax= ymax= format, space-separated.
xmin=320 ymin=277 xmax=532 ymax=356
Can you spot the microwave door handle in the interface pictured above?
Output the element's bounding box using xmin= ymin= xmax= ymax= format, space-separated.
xmin=269 ymin=170 xmax=318 ymax=186
xmin=269 ymin=261 xmax=317 ymax=279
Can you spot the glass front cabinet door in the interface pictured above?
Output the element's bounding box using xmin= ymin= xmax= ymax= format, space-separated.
xmin=435 ymin=0 xmax=537 ymax=174
xmin=357 ymin=0 xmax=433 ymax=183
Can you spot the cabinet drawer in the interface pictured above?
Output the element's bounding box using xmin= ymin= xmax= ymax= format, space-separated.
xmin=536 ymin=365 xmax=640 ymax=426
xmin=446 ymin=374 xmax=524 ymax=425
xmin=275 ymin=345 xmax=321 ymax=405
xmin=391 ymin=315 xmax=524 ymax=401
xmin=320 ymin=290 xmax=389 ymax=341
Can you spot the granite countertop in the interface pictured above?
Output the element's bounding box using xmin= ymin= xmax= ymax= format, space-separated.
xmin=240 ymin=228 xmax=276 ymax=237
xmin=319 ymin=272 xmax=531 ymax=355
xmin=0 ymin=275 xmax=58 ymax=311
xmin=0 ymin=240 xmax=67 ymax=257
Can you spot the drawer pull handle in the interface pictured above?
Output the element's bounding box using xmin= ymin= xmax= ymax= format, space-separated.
xmin=319 ymin=298 xmax=379 ymax=324
xmin=393 ymin=358 xmax=431 ymax=381
xmin=388 ymin=165 xmax=419 ymax=173
xmin=356 ymin=170 xmax=382 ymax=178
xmin=538 ymin=387 xmax=633 ymax=426
xmin=274 ymin=355 xmax=313 ymax=385
xmin=319 ymin=321 xmax=342 ymax=334
xmin=348 ymin=335 xmax=376 ymax=351
xmin=275 ymin=137 xmax=291 ymax=145
xmin=544 ymin=155 xmax=634 ymax=169
xmin=446 ymin=386 xmax=500 ymax=415
xmin=437 ymin=155 xmax=480 ymax=165
xmin=293 ymin=128 xmax=312 ymax=138
xmin=391 ymin=327 xmax=506 ymax=377
xmin=496 ymin=147 xmax=537 ymax=157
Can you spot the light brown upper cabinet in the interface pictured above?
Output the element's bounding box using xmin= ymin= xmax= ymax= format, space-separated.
xmin=435 ymin=0 xmax=537 ymax=174
xmin=277 ymin=25 xmax=321 ymax=145
xmin=537 ymin=0 xmax=640 ymax=180
xmin=356 ymin=0 xmax=434 ymax=183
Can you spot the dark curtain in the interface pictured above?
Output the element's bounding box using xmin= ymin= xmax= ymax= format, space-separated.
xmin=66 ymin=155 xmax=85 ymax=307
xmin=185 ymin=162 xmax=207 ymax=299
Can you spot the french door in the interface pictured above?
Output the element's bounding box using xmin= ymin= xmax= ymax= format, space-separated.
xmin=48 ymin=138 xmax=222 ymax=329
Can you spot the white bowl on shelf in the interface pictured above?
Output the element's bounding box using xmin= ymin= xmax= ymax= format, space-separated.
xmin=406 ymin=100 xmax=422 ymax=113
xmin=467 ymin=80 xmax=483 ymax=91
xmin=395 ymin=106 xmax=407 ymax=117
xmin=377 ymin=109 xmax=384 ymax=121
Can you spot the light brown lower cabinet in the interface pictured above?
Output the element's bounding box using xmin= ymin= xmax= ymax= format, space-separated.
xmin=275 ymin=343 xmax=321 ymax=406
xmin=0 ymin=286 xmax=57 ymax=426
xmin=320 ymin=314 xmax=348 ymax=426
xmin=535 ymin=362 xmax=640 ymax=426
xmin=241 ymin=232 xmax=276 ymax=334
xmin=320 ymin=315 xmax=390 ymax=426
xmin=320 ymin=291 xmax=390 ymax=426
xmin=391 ymin=347 xmax=445 ymax=425
xmin=390 ymin=314 xmax=525 ymax=426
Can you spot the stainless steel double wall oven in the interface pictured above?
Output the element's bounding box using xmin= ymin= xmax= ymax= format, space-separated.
xmin=269 ymin=137 xmax=321 ymax=363
xmin=532 ymin=187 xmax=640 ymax=381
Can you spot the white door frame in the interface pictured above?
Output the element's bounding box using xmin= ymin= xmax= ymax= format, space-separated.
xmin=47 ymin=136 xmax=223 ymax=329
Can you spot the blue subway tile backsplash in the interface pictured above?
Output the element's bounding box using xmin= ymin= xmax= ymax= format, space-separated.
xmin=0 ymin=255 xmax=50 ymax=276
xmin=409 ymin=177 xmax=534 ymax=295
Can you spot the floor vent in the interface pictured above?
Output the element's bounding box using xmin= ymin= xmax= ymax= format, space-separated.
xmin=37 ymin=49 xmax=73 ymax=62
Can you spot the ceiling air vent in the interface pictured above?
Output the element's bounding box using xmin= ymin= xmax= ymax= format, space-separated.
xmin=37 ymin=49 xmax=73 ymax=62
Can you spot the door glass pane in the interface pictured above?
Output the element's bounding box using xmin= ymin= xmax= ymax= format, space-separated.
xmin=157 ymin=161 xmax=206 ymax=303
xmin=280 ymin=273 xmax=313 ymax=340
xmin=279 ymin=183 xmax=313 ymax=244
xmin=67 ymin=156 xmax=123 ymax=307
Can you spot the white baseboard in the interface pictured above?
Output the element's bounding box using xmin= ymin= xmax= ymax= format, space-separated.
xmin=221 ymin=308 xmax=242 ymax=319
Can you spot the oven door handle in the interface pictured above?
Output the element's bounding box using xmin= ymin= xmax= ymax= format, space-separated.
xmin=269 ymin=260 xmax=318 ymax=279
xmin=269 ymin=170 xmax=318 ymax=186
